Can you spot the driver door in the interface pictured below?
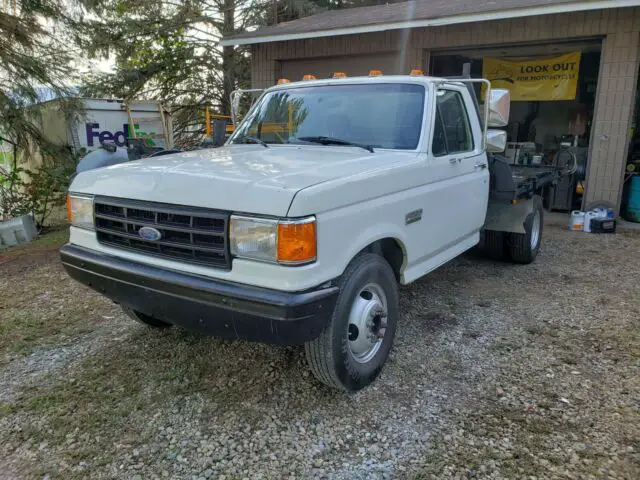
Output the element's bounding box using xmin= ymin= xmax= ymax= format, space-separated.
xmin=424 ymin=86 xmax=489 ymax=253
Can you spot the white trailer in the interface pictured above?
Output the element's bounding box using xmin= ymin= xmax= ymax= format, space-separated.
xmin=31 ymin=98 xmax=173 ymax=164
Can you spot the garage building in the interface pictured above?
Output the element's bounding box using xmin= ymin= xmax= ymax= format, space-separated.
xmin=222 ymin=0 xmax=640 ymax=214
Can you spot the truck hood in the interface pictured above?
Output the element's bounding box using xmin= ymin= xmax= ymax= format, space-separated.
xmin=70 ymin=145 xmax=412 ymax=216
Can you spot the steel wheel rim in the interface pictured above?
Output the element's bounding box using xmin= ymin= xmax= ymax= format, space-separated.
xmin=347 ymin=282 xmax=388 ymax=364
xmin=531 ymin=210 xmax=541 ymax=249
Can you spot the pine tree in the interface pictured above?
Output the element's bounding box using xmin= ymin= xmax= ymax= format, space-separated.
xmin=77 ymin=0 xmax=404 ymax=146
xmin=0 ymin=0 xmax=83 ymax=149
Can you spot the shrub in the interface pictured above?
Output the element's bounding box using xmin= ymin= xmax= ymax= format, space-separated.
xmin=0 ymin=146 xmax=77 ymax=229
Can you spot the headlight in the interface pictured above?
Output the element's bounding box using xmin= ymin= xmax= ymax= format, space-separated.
xmin=230 ymin=216 xmax=278 ymax=263
xmin=230 ymin=215 xmax=316 ymax=265
xmin=66 ymin=194 xmax=94 ymax=230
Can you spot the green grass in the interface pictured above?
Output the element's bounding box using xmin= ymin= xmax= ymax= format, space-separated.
xmin=0 ymin=227 xmax=110 ymax=360
xmin=0 ymin=226 xmax=69 ymax=254
xmin=0 ymin=227 xmax=287 ymax=477
xmin=0 ymin=328 xmax=286 ymax=477
xmin=0 ymin=304 xmax=103 ymax=359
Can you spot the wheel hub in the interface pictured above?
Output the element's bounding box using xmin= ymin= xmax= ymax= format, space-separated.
xmin=531 ymin=210 xmax=541 ymax=250
xmin=348 ymin=283 xmax=388 ymax=364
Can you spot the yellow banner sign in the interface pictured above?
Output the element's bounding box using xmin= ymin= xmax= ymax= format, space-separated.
xmin=483 ymin=52 xmax=581 ymax=101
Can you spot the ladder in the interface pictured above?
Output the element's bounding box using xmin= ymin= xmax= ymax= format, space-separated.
xmin=125 ymin=102 xmax=171 ymax=149
xmin=69 ymin=119 xmax=82 ymax=154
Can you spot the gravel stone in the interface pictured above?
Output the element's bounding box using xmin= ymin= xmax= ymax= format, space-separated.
xmin=1 ymin=226 xmax=639 ymax=479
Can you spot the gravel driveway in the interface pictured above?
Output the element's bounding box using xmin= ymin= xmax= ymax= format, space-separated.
xmin=0 ymin=225 xmax=638 ymax=479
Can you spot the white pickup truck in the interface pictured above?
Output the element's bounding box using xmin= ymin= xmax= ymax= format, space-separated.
xmin=62 ymin=74 xmax=552 ymax=391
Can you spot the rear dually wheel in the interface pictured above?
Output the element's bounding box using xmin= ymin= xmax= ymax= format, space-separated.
xmin=507 ymin=195 xmax=544 ymax=264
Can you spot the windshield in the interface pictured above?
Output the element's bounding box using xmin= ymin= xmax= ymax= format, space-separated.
xmin=231 ymin=83 xmax=426 ymax=150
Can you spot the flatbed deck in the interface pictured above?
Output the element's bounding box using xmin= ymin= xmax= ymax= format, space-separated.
xmin=511 ymin=165 xmax=557 ymax=198
xmin=489 ymin=154 xmax=559 ymax=202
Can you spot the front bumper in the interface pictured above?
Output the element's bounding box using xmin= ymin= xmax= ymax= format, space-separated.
xmin=60 ymin=244 xmax=338 ymax=344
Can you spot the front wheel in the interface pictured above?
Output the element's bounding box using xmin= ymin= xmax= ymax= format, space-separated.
xmin=305 ymin=253 xmax=398 ymax=392
xmin=507 ymin=195 xmax=544 ymax=264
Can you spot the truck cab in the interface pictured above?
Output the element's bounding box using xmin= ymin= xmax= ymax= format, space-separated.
xmin=62 ymin=74 xmax=544 ymax=391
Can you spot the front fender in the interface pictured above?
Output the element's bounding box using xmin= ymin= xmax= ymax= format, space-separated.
xmin=318 ymin=219 xmax=409 ymax=283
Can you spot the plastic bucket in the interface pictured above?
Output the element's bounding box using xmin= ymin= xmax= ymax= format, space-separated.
xmin=626 ymin=176 xmax=640 ymax=223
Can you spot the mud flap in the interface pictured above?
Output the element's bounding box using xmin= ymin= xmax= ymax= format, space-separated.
xmin=483 ymin=198 xmax=535 ymax=234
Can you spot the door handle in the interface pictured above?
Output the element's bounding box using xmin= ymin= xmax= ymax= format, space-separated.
xmin=449 ymin=158 xmax=458 ymax=164
xmin=475 ymin=162 xmax=488 ymax=169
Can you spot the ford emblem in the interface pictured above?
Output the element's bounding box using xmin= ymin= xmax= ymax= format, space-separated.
xmin=138 ymin=226 xmax=162 ymax=241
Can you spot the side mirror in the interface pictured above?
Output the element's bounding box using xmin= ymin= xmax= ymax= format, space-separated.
xmin=487 ymin=129 xmax=507 ymax=153
xmin=488 ymin=89 xmax=510 ymax=128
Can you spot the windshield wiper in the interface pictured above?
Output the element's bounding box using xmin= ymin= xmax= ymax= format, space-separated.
xmin=295 ymin=136 xmax=374 ymax=153
xmin=234 ymin=136 xmax=269 ymax=148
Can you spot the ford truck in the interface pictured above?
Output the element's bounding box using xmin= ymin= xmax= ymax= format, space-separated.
xmin=61 ymin=74 xmax=551 ymax=391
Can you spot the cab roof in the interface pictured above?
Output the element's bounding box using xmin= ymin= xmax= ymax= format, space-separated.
xmin=265 ymin=74 xmax=447 ymax=93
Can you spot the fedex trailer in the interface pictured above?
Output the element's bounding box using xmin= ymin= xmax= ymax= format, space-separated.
xmin=33 ymin=98 xmax=173 ymax=163
xmin=72 ymin=99 xmax=173 ymax=152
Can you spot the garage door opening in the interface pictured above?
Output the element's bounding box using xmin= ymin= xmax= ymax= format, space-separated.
xmin=430 ymin=40 xmax=602 ymax=212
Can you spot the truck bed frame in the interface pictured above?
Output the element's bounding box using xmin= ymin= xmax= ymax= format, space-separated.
xmin=489 ymin=154 xmax=558 ymax=203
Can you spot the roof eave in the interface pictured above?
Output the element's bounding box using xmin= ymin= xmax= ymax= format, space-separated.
xmin=221 ymin=0 xmax=640 ymax=46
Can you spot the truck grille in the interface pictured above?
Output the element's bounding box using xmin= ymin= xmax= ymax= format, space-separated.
xmin=94 ymin=197 xmax=230 ymax=269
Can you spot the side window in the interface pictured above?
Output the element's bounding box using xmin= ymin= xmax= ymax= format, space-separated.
xmin=432 ymin=108 xmax=447 ymax=156
xmin=433 ymin=90 xmax=474 ymax=155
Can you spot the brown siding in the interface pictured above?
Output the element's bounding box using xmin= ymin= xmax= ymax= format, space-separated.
xmin=251 ymin=7 xmax=640 ymax=211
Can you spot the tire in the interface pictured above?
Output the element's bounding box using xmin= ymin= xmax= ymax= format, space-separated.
xmin=304 ymin=253 xmax=398 ymax=392
xmin=482 ymin=230 xmax=507 ymax=261
xmin=507 ymin=196 xmax=544 ymax=264
xmin=122 ymin=306 xmax=173 ymax=328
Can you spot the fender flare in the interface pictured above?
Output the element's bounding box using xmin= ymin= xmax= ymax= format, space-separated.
xmin=337 ymin=223 xmax=409 ymax=277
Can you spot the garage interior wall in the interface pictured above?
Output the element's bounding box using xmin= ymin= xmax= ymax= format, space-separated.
xmin=251 ymin=7 xmax=640 ymax=211
xmin=430 ymin=42 xmax=601 ymax=145
xmin=429 ymin=42 xmax=601 ymax=211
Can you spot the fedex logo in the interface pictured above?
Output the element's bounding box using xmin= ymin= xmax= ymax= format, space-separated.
xmin=85 ymin=123 xmax=159 ymax=148
xmin=85 ymin=123 xmax=131 ymax=147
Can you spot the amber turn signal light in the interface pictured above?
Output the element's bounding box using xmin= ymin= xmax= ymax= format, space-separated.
xmin=66 ymin=193 xmax=72 ymax=223
xmin=277 ymin=220 xmax=316 ymax=264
